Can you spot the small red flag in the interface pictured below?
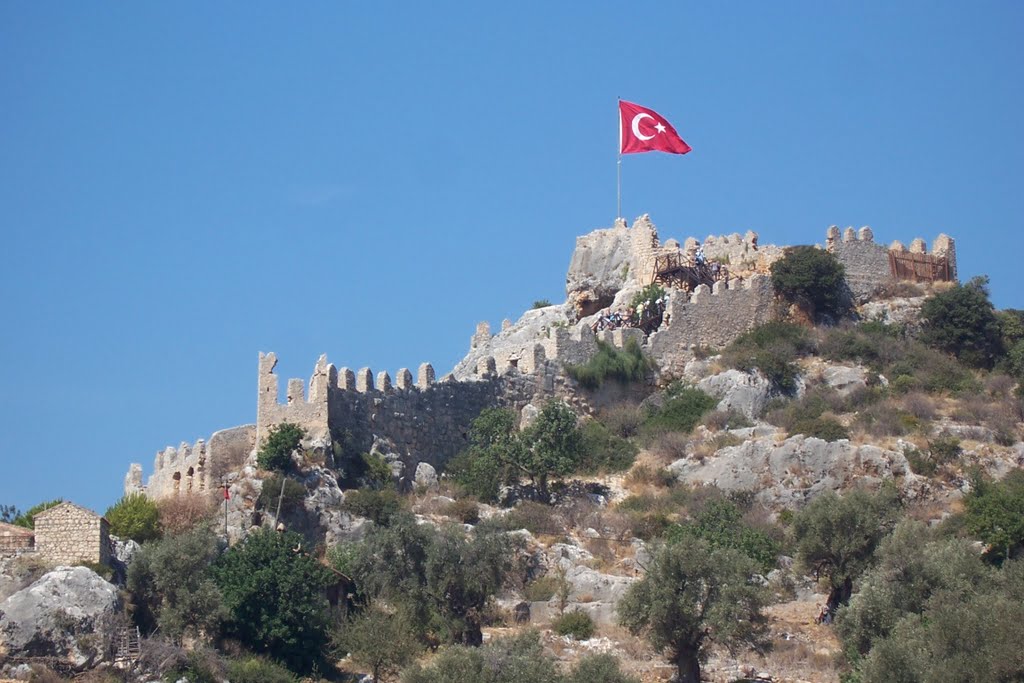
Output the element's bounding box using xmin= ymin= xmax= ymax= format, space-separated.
xmin=223 ymin=486 xmax=230 ymax=500
xmin=619 ymin=100 xmax=691 ymax=155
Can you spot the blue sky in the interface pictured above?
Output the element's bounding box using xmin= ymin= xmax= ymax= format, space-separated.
xmin=2 ymin=3 xmax=1022 ymax=514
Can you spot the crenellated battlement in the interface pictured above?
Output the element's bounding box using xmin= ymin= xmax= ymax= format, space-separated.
xmin=825 ymin=225 xmax=957 ymax=300
xmin=126 ymin=425 xmax=255 ymax=500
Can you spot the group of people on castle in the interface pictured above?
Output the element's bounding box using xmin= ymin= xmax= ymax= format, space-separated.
xmin=591 ymin=293 xmax=669 ymax=334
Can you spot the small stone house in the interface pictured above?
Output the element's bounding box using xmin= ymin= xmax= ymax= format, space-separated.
xmin=0 ymin=521 xmax=35 ymax=555
xmin=33 ymin=501 xmax=110 ymax=566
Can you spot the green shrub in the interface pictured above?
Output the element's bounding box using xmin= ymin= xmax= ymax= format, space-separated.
xmin=640 ymin=386 xmax=717 ymax=437
xmin=666 ymin=499 xmax=780 ymax=573
xmin=566 ymin=339 xmax=654 ymax=389
xmin=904 ymin=447 xmax=937 ymax=477
xmin=256 ymin=475 xmax=307 ymax=516
xmin=444 ymin=498 xmax=481 ymax=524
xmin=928 ymin=434 xmax=962 ymax=465
xmin=503 ymin=501 xmax=562 ymax=536
xmin=212 ymin=529 xmax=333 ymax=673
xmin=12 ymin=499 xmax=63 ymax=529
xmin=402 ymin=631 xmax=561 ymax=683
xmin=963 ymin=469 xmax=1024 ymax=564
xmin=225 ymin=656 xmax=298 ymax=683
xmin=790 ymin=416 xmax=850 ymax=442
xmin=360 ymin=452 xmax=395 ymax=490
xmin=568 ymin=654 xmax=640 ymax=683
xmin=523 ymin=575 xmax=559 ymax=601
xmin=552 ymin=610 xmax=596 ymax=640
xmin=343 ymin=488 xmax=406 ymax=526
xmin=578 ymin=420 xmax=638 ymax=473
xmin=702 ymin=409 xmax=753 ymax=431
xmin=532 ymin=299 xmax=553 ymax=309
xmin=771 ymin=245 xmax=849 ymax=321
xmin=257 ymin=423 xmax=305 ymax=472
xmin=105 ymin=493 xmax=161 ymax=543
xmin=920 ymin=276 xmax=1004 ymax=369
xmin=820 ymin=322 xmax=902 ymax=370
xmin=722 ymin=322 xmax=814 ymax=395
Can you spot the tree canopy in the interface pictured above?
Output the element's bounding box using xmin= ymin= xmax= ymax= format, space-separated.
xmin=770 ymin=245 xmax=849 ymax=322
xmin=106 ymin=492 xmax=161 ymax=543
xmin=257 ymin=422 xmax=305 ymax=472
xmin=790 ymin=486 xmax=901 ymax=617
xmin=920 ymin=275 xmax=1004 ymax=369
xmin=212 ymin=528 xmax=333 ymax=673
xmin=618 ymin=539 xmax=768 ymax=683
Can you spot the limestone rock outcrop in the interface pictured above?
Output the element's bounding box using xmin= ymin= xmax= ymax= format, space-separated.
xmin=669 ymin=434 xmax=916 ymax=509
xmin=565 ymin=218 xmax=634 ymax=317
xmin=697 ymin=369 xmax=775 ymax=420
xmin=0 ymin=566 xmax=121 ymax=670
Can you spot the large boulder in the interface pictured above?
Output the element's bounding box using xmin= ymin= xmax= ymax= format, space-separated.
xmin=697 ymin=369 xmax=774 ymax=420
xmin=0 ymin=566 xmax=122 ymax=670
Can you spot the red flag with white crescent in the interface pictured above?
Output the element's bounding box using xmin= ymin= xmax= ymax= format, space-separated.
xmin=619 ymin=100 xmax=691 ymax=155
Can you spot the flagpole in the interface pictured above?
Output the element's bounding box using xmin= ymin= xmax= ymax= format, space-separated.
xmin=617 ymin=97 xmax=622 ymax=220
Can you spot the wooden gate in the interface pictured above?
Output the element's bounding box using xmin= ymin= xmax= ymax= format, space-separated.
xmin=888 ymin=251 xmax=952 ymax=283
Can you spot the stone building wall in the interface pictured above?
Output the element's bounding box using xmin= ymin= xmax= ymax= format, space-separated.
xmin=33 ymin=502 xmax=109 ymax=566
xmin=647 ymin=275 xmax=776 ymax=377
xmin=826 ymin=226 xmax=957 ymax=301
xmin=0 ymin=522 xmax=34 ymax=555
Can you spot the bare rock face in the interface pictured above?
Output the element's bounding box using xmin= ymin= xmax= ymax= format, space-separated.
xmin=0 ymin=566 xmax=121 ymax=671
xmin=565 ymin=220 xmax=633 ymax=317
xmin=669 ymin=434 xmax=917 ymax=509
xmin=414 ymin=462 xmax=439 ymax=491
xmin=697 ymin=369 xmax=774 ymax=420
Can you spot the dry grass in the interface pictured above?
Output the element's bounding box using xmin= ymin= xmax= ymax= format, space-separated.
xmin=158 ymin=492 xmax=217 ymax=535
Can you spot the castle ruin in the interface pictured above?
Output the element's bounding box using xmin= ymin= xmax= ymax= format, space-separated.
xmin=126 ymin=216 xmax=956 ymax=500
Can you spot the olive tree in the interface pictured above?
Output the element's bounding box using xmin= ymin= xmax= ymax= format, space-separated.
xmin=791 ymin=486 xmax=901 ymax=619
xmin=618 ymin=539 xmax=768 ymax=683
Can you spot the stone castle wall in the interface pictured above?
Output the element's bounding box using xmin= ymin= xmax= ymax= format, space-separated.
xmin=826 ymin=226 xmax=957 ymax=301
xmin=647 ymin=275 xmax=775 ymax=377
xmin=252 ymin=353 xmax=550 ymax=475
xmin=33 ymin=503 xmax=109 ymax=566
xmin=126 ymin=425 xmax=255 ymax=499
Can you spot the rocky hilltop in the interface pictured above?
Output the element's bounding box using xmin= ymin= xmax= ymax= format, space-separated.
xmin=4 ymin=215 xmax=1021 ymax=683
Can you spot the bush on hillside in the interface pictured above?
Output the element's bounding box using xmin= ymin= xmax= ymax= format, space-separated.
xmin=212 ymin=529 xmax=333 ymax=673
xmin=256 ymin=475 xmax=307 ymax=517
xmin=552 ymin=610 xmax=596 ymax=640
xmin=105 ymin=493 xmax=161 ymax=543
xmin=722 ymin=322 xmax=815 ymax=395
xmin=225 ymin=656 xmax=298 ymax=683
xmin=640 ymin=385 xmax=717 ymax=438
xmin=920 ymin=276 xmax=1004 ymax=369
xmin=342 ymin=488 xmax=406 ymax=526
xmin=666 ymin=498 xmax=781 ymax=573
xmin=770 ymin=245 xmax=849 ymax=322
xmin=257 ymin=423 xmax=305 ymax=472
xmin=963 ymin=469 xmax=1024 ymax=564
xmin=577 ymin=420 xmax=638 ymax=473
xmin=566 ymin=339 xmax=654 ymax=389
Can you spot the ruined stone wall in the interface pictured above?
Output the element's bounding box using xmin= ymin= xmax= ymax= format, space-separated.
xmin=251 ymin=353 xmax=551 ymax=476
xmin=826 ymin=226 xmax=957 ymax=301
xmin=33 ymin=503 xmax=109 ymax=566
xmin=647 ymin=275 xmax=775 ymax=377
xmin=127 ymin=425 xmax=256 ymax=500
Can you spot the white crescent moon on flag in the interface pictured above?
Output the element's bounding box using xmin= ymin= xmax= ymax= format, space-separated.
xmin=631 ymin=113 xmax=656 ymax=141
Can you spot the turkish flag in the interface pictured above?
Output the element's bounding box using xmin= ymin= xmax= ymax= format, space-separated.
xmin=619 ymin=100 xmax=691 ymax=155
